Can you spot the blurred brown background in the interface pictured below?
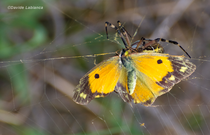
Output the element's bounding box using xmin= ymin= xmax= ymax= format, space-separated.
xmin=0 ymin=0 xmax=210 ymax=134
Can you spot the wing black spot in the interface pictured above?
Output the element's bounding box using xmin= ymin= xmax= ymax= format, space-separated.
xmin=157 ymin=59 xmax=163 ymax=64
xmin=95 ymin=74 xmax=99 ymax=79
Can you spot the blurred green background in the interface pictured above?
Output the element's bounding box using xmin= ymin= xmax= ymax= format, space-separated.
xmin=0 ymin=0 xmax=210 ymax=134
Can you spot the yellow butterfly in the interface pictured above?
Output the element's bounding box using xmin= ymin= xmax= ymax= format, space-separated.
xmin=73 ymin=21 xmax=196 ymax=106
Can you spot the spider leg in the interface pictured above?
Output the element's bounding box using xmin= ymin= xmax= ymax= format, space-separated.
xmin=117 ymin=21 xmax=131 ymax=47
xmin=139 ymin=37 xmax=191 ymax=58
xmin=135 ymin=37 xmax=147 ymax=50
xmin=105 ymin=22 xmax=129 ymax=48
xmin=141 ymin=37 xmax=156 ymax=49
xmin=154 ymin=38 xmax=191 ymax=58
xmin=117 ymin=21 xmax=132 ymax=37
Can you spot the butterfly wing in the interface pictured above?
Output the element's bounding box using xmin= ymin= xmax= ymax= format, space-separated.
xmin=117 ymin=53 xmax=196 ymax=106
xmin=114 ymin=65 xmax=133 ymax=103
xmin=73 ymin=56 xmax=121 ymax=105
xmin=115 ymin=65 xmax=160 ymax=105
xmin=132 ymin=53 xmax=196 ymax=106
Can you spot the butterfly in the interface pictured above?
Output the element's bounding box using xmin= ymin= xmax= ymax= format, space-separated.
xmin=73 ymin=21 xmax=196 ymax=106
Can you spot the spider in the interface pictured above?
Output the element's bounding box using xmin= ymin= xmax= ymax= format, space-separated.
xmin=105 ymin=21 xmax=191 ymax=58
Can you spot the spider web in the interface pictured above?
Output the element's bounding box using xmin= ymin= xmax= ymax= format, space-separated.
xmin=0 ymin=0 xmax=210 ymax=134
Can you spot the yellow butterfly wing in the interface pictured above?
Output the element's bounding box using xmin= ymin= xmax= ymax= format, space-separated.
xmin=131 ymin=53 xmax=196 ymax=106
xmin=115 ymin=53 xmax=196 ymax=106
xmin=73 ymin=56 xmax=121 ymax=105
xmin=114 ymin=63 xmax=160 ymax=105
xmin=114 ymin=65 xmax=133 ymax=103
xmin=114 ymin=55 xmax=160 ymax=104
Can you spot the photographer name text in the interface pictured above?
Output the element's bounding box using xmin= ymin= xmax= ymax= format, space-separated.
xmin=8 ymin=6 xmax=43 ymax=10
